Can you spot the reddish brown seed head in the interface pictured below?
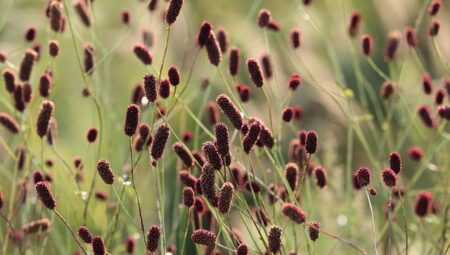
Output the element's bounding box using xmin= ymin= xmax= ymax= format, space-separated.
xmin=197 ymin=21 xmax=213 ymax=47
xmin=25 ymin=27 xmax=36 ymax=42
xmin=352 ymin=172 xmax=362 ymax=190
xmin=179 ymin=170 xmax=197 ymax=188
xmin=348 ymin=11 xmax=362 ymax=37
xmin=229 ymin=47 xmax=241 ymax=76
xmin=133 ymin=44 xmax=152 ymax=65
xmin=268 ymin=226 xmax=283 ymax=253
xmin=246 ymin=58 xmax=264 ymax=87
xmin=19 ymin=49 xmax=37 ymax=82
xmin=282 ymin=203 xmax=307 ymax=224
xmin=168 ymin=66 xmax=180 ymax=86
xmin=389 ymin=151 xmax=402 ymax=174
xmin=121 ymin=9 xmax=131 ymax=25
xmin=144 ymin=73 xmax=157 ymax=103
xmin=236 ymin=84 xmax=251 ymax=103
xmin=0 ymin=113 xmax=20 ymax=134
xmin=48 ymin=40 xmax=60 ymax=57
xmin=92 ymin=236 xmax=106 ymax=255
xmin=407 ymin=146 xmax=424 ymax=161
xmin=86 ymin=127 xmax=98 ymax=143
xmin=146 ymin=225 xmax=161 ymax=252
xmin=429 ymin=19 xmax=441 ymax=36
xmin=96 ymin=160 xmax=115 ymax=185
xmin=182 ymin=187 xmax=195 ymax=208
xmin=148 ymin=0 xmax=158 ymax=11
xmin=437 ymin=105 xmax=450 ymax=120
xmin=361 ymin=34 xmax=373 ymax=56
xmin=417 ymin=104 xmax=438 ymax=129
xmin=243 ymin=122 xmax=261 ymax=154
xmin=258 ymin=9 xmax=271 ymax=27
xmin=308 ymin=222 xmax=320 ymax=241
xmin=159 ymin=79 xmax=170 ymax=98
xmin=39 ymin=73 xmax=52 ymax=97
xmin=428 ymin=0 xmax=442 ymax=16
xmin=125 ymin=237 xmax=136 ymax=254
xmin=382 ymin=168 xmax=397 ymax=187
xmin=49 ymin=1 xmax=63 ymax=32
xmin=13 ymin=85 xmax=25 ymax=112
xmin=261 ymin=54 xmax=273 ymax=79
xmin=355 ymin=167 xmax=371 ymax=187
xmin=314 ymin=166 xmax=327 ymax=188
xmin=214 ymin=122 xmax=230 ymax=157
xmin=285 ymin=163 xmax=298 ymax=190
xmin=150 ymin=123 xmax=170 ymax=160
xmin=380 ymin=81 xmax=395 ymax=99
xmin=200 ymin=163 xmax=218 ymax=206
xmin=414 ymin=191 xmax=432 ymax=217
xmin=282 ymin=107 xmax=294 ymax=122
xmin=384 ymin=31 xmax=401 ymax=62
xmin=217 ymin=28 xmax=228 ymax=53
xmin=288 ymin=74 xmax=301 ymax=91
xmin=405 ymin=27 xmax=418 ymax=47
xmin=435 ymin=88 xmax=445 ymax=105
xmin=2 ymin=69 xmax=16 ymax=93
xmin=78 ymin=226 xmax=93 ymax=243
xmin=216 ymin=94 xmax=243 ymax=130
xmin=291 ymin=29 xmax=301 ymax=49
xmin=21 ymin=218 xmax=52 ymax=235
xmin=124 ymin=104 xmax=140 ymax=136
xmin=422 ymin=73 xmax=434 ymax=94
xmin=191 ymin=229 xmax=216 ymax=246
xmin=83 ymin=43 xmax=94 ymax=75
xmin=35 ymin=181 xmax=56 ymax=210
xmin=305 ymin=130 xmax=318 ymax=154
xmin=236 ymin=243 xmax=249 ymax=255
xmin=131 ymin=84 xmax=144 ymax=105
xmin=202 ymin=141 xmax=222 ymax=170
xmin=218 ymin=182 xmax=234 ymax=213
xmin=172 ymin=142 xmax=194 ymax=168
xmin=205 ymin=32 xmax=222 ymax=66
xmin=36 ymin=100 xmax=55 ymax=138
xmin=74 ymin=1 xmax=91 ymax=27
xmin=165 ymin=0 xmax=183 ymax=25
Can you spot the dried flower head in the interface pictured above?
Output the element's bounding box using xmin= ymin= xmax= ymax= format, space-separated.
xmin=261 ymin=54 xmax=273 ymax=79
xmin=291 ymin=29 xmax=301 ymax=49
xmin=217 ymin=28 xmax=228 ymax=53
xmin=202 ymin=141 xmax=222 ymax=170
xmin=133 ymin=44 xmax=152 ymax=65
xmin=124 ymin=104 xmax=140 ymax=136
xmin=146 ymin=225 xmax=161 ymax=252
xmin=96 ymin=160 xmax=115 ymax=185
xmin=0 ymin=113 xmax=20 ymax=134
xmin=200 ymin=163 xmax=218 ymax=206
xmin=182 ymin=187 xmax=194 ymax=208
xmin=414 ymin=191 xmax=432 ymax=217
xmin=384 ymin=31 xmax=401 ymax=61
xmin=407 ymin=146 xmax=424 ymax=161
xmin=191 ymin=229 xmax=216 ymax=246
xmin=35 ymin=181 xmax=56 ymax=209
xmin=214 ymin=122 xmax=230 ymax=157
xmin=405 ymin=27 xmax=418 ymax=47
xmin=197 ymin=21 xmax=213 ymax=47
xmin=268 ymin=226 xmax=282 ymax=253
xmin=305 ymin=130 xmax=318 ymax=154
xmin=355 ymin=167 xmax=371 ymax=187
xmin=144 ymin=73 xmax=157 ymax=103
xmin=380 ymin=81 xmax=395 ymax=99
xmin=282 ymin=107 xmax=294 ymax=122
xmin=229 ymin=47 xmax=241 ymax=76
xmin=168 ymin=66 xmax=180 ymax=86
xmin=19 ymin=49 xmax=36 ymax=82
xmin=314 ymin=167 xmax=327 ymax=188
xmin=429 ymin=19 xmax=441 ymax=36
xmin=246 ymin=58 xmax=264 ymax=87
xmin=86 ymin=127 xmax=98 ymax=143
xmin=24 ymin=27 xmax=36 ymax=42
xmin=121 ymin=9 xmax=130 ymax=25
xmin=285 ymin=163 xmax=298 ymax=190
xmin=282 ymin=203 xmax=306 ymax=224
xmin=172 ymin=142 xmax=194 ymax=168
xmin=417 ymin=104 xmax=438 ymax=129
xmin=382 ymin=168 xmax=397 ymax=187
xmin=216 ymin=94 xmax=243 ymax=130
xmin=78 ymin=226 xmax=93 ymax=243
xmin=308 ymin=222 xmax=320 ymax=242
xmin=36 ymin=100 xmax=55 ymax=138
xmin=165 ymin=0 xmax=183 ymax=25
xmin=361 ymin=34 xmax=373 ymax=56
xmin=428 ymin=0 xmax=442 ymax=16
xmin=258 ymin=9 xmax=271 ymax=27
xmin=218 ymin=182 xmax=234 ymax=213
xmin=159 ymin=79 xmax=170 ymax=98
xmin=288 ymin=74 xmax=301 ymax=91
xmin=389 ymin=151 xmax=402 ymax=174
xmin=205 ymin=32 xmax=222 ymax=66
xmin=150 ymin=123 xmax=170 ymax=160
xmin=125 ymin=237 xmax=136 ymax=254
xmin=2 ymin=69 xmax=16 ymax=93
xmin=236 ymin=243 xmax=249 ymax=255
xmin=92 ymin=236 xmax=106 ymax=255
xmin=243 ymin=122 xmax=261 ymax=154
xmin=348 ymin=11 xmax=362 ymax=37
xmin=21 ymin=218 xmax=51 ymax=235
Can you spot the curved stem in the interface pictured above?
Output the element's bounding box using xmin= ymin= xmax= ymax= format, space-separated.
xmin=54 ymin=209 xmax=88 ymax=255
xmin=365 ymin=189 xmax=380 ymax=255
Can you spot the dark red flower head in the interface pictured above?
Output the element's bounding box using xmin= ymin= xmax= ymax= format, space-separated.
xmin=288 ymin=74 xmax=301 ymax=91
xmin=380 ymin=81 xmax=395 ymax=99
xmin=384 ymin=31 xmax=401 ymax=62
xmin=144 ymin=73 xmax=157 ymax=103
xmin=236 ymin=243 xmax=249 ymax=255
xmin=246 ymin=58 xmax=264 ymax=88
xmin=191 ymin=229 xmax=216 ymax=246
xmin=268 ymin=226 xmax=282 ymax=253
xmin=146 ymin=225 xmax=161 ymax=252
xmin=405 ymin=27 xmax=418 ymax=47
xmin=382 ymin=168 xmax=397 ymax=187
xmin=285 ymin=163 xmax=298 ymax=190
xmin=172 ymin=142 xmax=194 ymax=168
xmin=428 ymin=0 xmax=442 ymax=16
xmin=229 ymin=47 xmax=241 ymax=76
xmin=282 ymin=203 xmax=307 ymax=224
xmin=168 ymin=66 xmax=180 ymax=86
xmin=216 ymin=94 xmax=243 ymax=130
xmin=355 ymin=167 xmax=371 ymax=187
xmin=78 ymin=226 xmax=93 ymax=243
xmin=218 ymin=182 xmax=234 ymax=213
xmin=282 ymin=107 xmax=294 ymax=122
xmin=348 ymin=11 xmax=362 ymax=37
xmin=150 ymin=123 xmax=170 ymax=160
xmin=205 ymin=32 xmax=222 ymax=66
xmin=291 ymin=29 xmax=301 ymax=49
xmin=214 ymin=122 xmax=230 ymax=157
xmin=305 ymin=130 xmax=318 ymax=154
xmin=197 ymin=21 xmax=212 ymax=47
xmin=159 ymin=79 xmax=170 ymax=98
xmin=217 ymin=28 xmax=228 ymax=53
xmin=36 ymin=100 xmax=55 ymax=138
xmin=407 ymin=146 xmax=424 ymax=161
xmin=2 ymin=69 xmax=16 ymax=93
xmin=314 ymin=166 xmax=327 ymax=188
xmin=429 ymin=19 xmax=441 ymax=36
xmin=414 ymin=191 xmax=432 ymax=217
xmin=308 ymin=221 xmax=320 ymax=242
xmin=96 ymin=160 xmax=115 ymax=185
xmin=92 ymin=236 xmax=106 ymax=255
xmin=86 ymin=127 xmax=98 ymax=143
xmin=202 ymin=141 xmax=222 ymax=170
xmin=124 ymin=104 xmax=140 ymax=136
xmin=389 ymin=151 xmax=402 ymax=174
xmin=200 ymin=163 xmax=218 ymax=206
xmin=182 ymin=187 xmax=194 ymax=208
xmin=165 ymin=0 xmax=183 ymax=25
xmin=133 ymin=44 xmax=152 ymax=65
xmin=35 ymin=181 xmax=56 ymax=210
xmin=257 ymin=9 xmax=271 ymax=28
xmin=361 ymin=34 xmax=373 ymax=56
xmin=0 ymin=113 xmax=20 ymax=134
xmin=417 ymin=104 xmax=438 ymax=129
xmin=19 ymin=49 xmax=37 ymax=82
xmin=243 ymin=122 xmax=261 ymax=154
